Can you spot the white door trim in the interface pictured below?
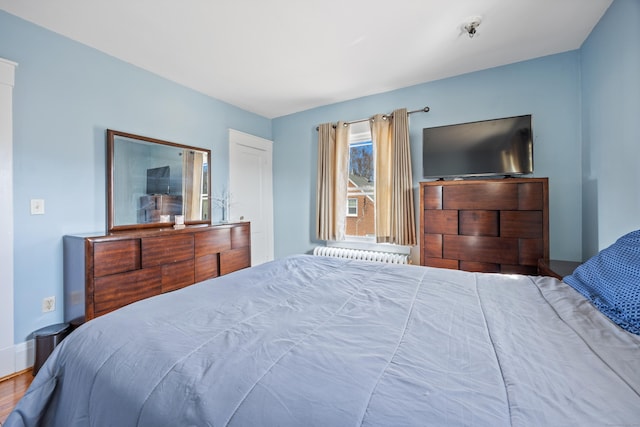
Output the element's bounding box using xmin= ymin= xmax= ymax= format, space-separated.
xmin=0 ymin=57 xmax=17 ymax=377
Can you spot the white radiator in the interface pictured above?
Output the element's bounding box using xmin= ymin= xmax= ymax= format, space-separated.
xmin=312 ymin=246 xmax=410 ymax=265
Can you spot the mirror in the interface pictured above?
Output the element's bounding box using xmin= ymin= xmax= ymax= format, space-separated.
xmin=107 ymin=130 xmax=211 ymax=232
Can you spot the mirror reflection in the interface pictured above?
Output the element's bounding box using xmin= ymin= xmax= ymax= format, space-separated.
xmin=107 ymin=130 xmax=211 ymax=231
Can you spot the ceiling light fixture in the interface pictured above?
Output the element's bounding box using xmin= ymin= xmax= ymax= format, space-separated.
xmin=463 ymin=17 xmax=482 ymax=39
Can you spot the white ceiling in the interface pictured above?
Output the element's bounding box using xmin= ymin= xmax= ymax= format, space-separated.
xmin=0 ymin=0 xmax=612 ymax=119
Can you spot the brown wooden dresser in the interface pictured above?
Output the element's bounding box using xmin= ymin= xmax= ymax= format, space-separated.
xmin=420 ymin=178 xmax=548 ymax=275
xmin=63 ymin=222 xmax=251 ymax=322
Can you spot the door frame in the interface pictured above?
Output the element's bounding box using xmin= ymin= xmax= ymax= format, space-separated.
xmin=0 ymin=58 xmax=17 ymax=377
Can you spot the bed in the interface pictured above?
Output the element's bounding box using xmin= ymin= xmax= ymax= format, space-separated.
xmin=6 ymin=231 xmax=640 ymax=426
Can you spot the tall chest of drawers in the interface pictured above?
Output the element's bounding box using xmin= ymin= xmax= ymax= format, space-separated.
xmin=64 ymin=222 xmax=251 ymax=322
xmin=420 ymin=178 xmax=548 ymax=275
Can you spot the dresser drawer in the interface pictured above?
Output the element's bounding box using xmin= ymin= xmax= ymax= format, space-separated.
xmin=443 ymin=183 xmax=519 ymax=210
xmin=424 ymin=257 xmax=458 ymax=270
xmin=162 ymin=259 xmax=195 ymax=293
xmin=231 ymin=223 xmax=250 ymax=248
xmin=424 ymin=210 xmax=457 ymax=235
xmin=422 ymin=185 xmax=443 ymax=209
xmin=93 ymin=267 xmax=161 ymax=317
xmin=501 ymin=211 xmax=543 ymax=238
xmin=459 ymin=260 xmax=500 ymax=273
xmin=220 ymin=247 xmax=251 ymax=275
xmin=195 ymin=228 xmax=231 ymax=257
xmin=93 ymin=239 xmax=141 ymax=277
xmin=443 ymin=235 xmax=519 ymax=265
xmin=195 ymin=254 xmax=219 ymax=282
xmin=423 ymin=233 xmax=443 ymax=258
xmin=518 ymin=182 xmax=544 ymax=210
xmin=459 ymin=210 xmax=499 ymax=236
xmin=141 ymin=234 xmax=194 ymax=267
xmin=519 ymin=238 xmax=544 ymax=266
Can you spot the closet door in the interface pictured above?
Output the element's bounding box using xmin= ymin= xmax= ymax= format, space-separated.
xmin=229 ymin=129 xmax=273 ymax=266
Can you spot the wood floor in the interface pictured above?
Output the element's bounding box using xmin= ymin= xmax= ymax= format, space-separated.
xmin=0 ymin=369 xmax=33 ymax=424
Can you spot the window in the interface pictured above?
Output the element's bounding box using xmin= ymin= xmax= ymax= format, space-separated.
xmin=318 ymin=111 xmax=416 ymax=247
xmin=347 ymin=198 xmax=358 ymax=216
xmin=345 ymin=123 xmax=375 ymax=240
xmin=200 ymin=158 xmax=209 ymax=219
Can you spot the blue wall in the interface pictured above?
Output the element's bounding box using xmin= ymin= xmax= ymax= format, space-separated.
xmin=0 ymin=11 xmax=271 ymax=342
xmin=580 ymin=0 xmax=640 ymax=255
xmin=273 ymin=52 xmax=584 ymax=263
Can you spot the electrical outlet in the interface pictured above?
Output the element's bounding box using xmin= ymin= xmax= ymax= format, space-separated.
xmin=42 ymin=296 xmax=55 ymax=313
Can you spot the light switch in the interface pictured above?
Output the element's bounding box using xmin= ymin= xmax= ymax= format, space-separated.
xmin=30 ymin=199 xmax=45 ymax=215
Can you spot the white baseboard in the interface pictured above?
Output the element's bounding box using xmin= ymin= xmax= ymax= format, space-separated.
xmin=0 ymin=345 xmax=14 ymax=378
xmin=0 ymin=340 xmax=34 ymax=378
xmin=15 ymin=340 xmax=34 ymax=372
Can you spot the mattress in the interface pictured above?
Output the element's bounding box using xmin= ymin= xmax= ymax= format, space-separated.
xmin=6 ymin=254 xmax=640 ymax=426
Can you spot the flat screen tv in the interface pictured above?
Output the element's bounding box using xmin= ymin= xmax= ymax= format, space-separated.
xmin=422 ymin=115 xmax=533 ymax=179
xmin=146 ymin=165 xmax=170 ymax=194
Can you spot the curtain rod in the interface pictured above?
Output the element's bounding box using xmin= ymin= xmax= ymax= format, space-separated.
xmin=315 ymin=106 xmax=430 ymax=131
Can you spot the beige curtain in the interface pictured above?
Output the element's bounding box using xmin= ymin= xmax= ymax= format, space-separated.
xmin=371 ymin=108 xmax=417 ymax=245
xmin=316 ymin=122 xmax=350 ymax=240
xmin=371 ymin=114 xmax=392 ymax=242
xmin=183 ymin=150 xmax=204 ymax=221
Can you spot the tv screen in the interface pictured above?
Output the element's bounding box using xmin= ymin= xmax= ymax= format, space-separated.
xmin=422 ymin=115 xmax=533 ymax=179
xmin=146 ymin=166 xmax=170 ymax=194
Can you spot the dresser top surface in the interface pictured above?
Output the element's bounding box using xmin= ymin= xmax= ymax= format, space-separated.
xmin=65 ymin=222 xmax=249 ymax=242
xmin=420 ymin=177 xmax=548 ymax=186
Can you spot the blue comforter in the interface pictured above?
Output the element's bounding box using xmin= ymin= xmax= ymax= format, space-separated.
xmin=7 ymin=255 xmax=640 ymax=426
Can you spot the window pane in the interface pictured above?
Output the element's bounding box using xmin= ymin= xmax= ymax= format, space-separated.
xmin=346 ymin=139 xmax=375 ymax=238
xmin=347 ymin=198 xmax=357 ymax=216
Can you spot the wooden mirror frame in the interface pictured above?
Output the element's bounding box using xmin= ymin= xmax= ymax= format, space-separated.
xmin=106 ymin=129 xmax=212 ymax=232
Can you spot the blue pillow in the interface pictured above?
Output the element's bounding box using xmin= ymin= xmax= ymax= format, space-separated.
xmin=563 ymin=229 xmax=640 ymax=335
